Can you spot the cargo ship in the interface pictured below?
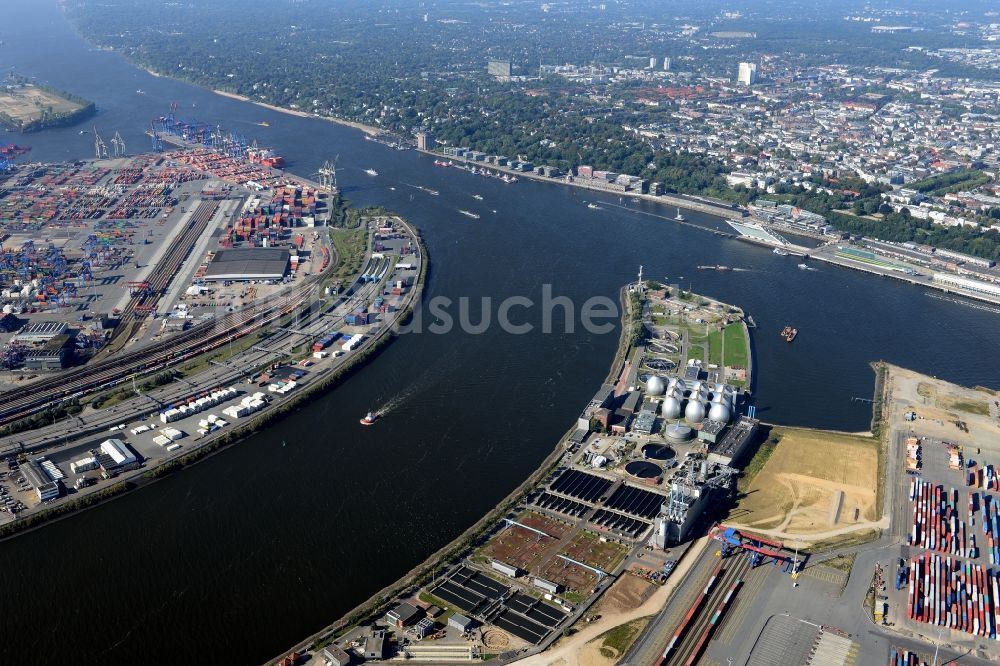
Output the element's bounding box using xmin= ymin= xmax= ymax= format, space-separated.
xmin=360 ymin=411 xmax=380 ymax=426
xmin=459 ymin=209 xmax=480 ymax=219
xmin=1 ymin=144 xmax=30 ymax=158
xmin=246 ymin=145 xmax=285 ymax=168
xmin=780 ymin=326 xmax=797 ymax=342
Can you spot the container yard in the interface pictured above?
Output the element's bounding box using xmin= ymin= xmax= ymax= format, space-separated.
xmin=907 ymin=478 xmax=968 ymax=557
xmin=905 ymin=552 xmax=998 ymax=639
xmin=0 ymin=147 xmax=341 ymax=378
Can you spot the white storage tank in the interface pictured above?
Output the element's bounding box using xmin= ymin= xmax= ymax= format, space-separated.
xmin=646 ymin=375 xmax=666 ymax=396
xmin=684 ymin=399 xmax=706 ymax=424
xmin=661 ymin=396 xmax=682 ymax=419
xmin=708 ymin=401 xmax=731 ymax=423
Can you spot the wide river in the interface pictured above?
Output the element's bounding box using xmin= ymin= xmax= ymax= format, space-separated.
xmin=2 ymin=3 xmax=1000 ymax=664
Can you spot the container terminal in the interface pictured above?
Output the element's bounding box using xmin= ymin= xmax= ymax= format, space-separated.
xmin=0 ymin=137 xmax=424 ymax=532
xmin=0 ymin=145 xmax=333 ymax=379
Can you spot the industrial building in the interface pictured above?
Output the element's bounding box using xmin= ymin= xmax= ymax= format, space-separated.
xmin=12 ymin=321 xmax=68 ymax=345
xmin=412 ymin=617 xmax=435 ymax=638
xmin=654 ymin=457 xmax=735 ymax=547
xmin=448 ymin=613 xmax=473 ymax=632
xmin=363 ymin=630 xmax=387 ymax=660
xmin=97 ymin=438 xmax=140 ymax=477
xmin=385 ymin=602 xmax=420 ymax=629
xmin=320 ymin=644 xmax=351 ymax=666
xmin=22 ymin=341 xmax=69 ymax=370
xmin=202 ymin=248 xmax=290 ymax=281
xmin=22 ymin=459 xmax=61 ymax=501
xmin=491 ymin=559 xmax=521 ymax=578
xmin=707 ymin=416 xmax=760 ymax=466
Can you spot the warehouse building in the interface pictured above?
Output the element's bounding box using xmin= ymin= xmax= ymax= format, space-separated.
xmin=22 ymin=343 xmax=69 ymax=371
xmin=12 ymin=321 xmax=68 ymax=346
xmin=202 ymin=248 xmax=290 ymax=281
xmin=97 ymin=438 xmax=140 ymax=477
xmin=22 ymin=460 xmax=61 ymax=502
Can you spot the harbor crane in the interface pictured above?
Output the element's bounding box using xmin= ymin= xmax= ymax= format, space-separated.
xmin=93 ymin=127 xmax=108 ymax=159
xmin=317 ymin=156 xmax=339 ymax=194
xmin=111 ymin=131 xmax=126 ymax=158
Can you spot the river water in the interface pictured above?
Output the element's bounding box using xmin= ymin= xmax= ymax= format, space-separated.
xmin=2 ymin=3 xmax=999 ymax=664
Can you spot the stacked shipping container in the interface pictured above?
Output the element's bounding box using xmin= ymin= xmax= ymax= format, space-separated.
xmin=908 ymin=478 xmax=967 ymax=557
xmin=906 ymin=552 xmax=998 ymax=639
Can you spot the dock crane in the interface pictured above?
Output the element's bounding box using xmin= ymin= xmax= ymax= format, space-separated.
xmin=93 ymin=127 xmax=108 ymax=159
xmin=317 ymin=156 xmax=339 ymax=194
xmin=111 ymin=131 xmax=126 ymax=158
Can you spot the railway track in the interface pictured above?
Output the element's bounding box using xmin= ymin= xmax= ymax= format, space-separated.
xmin=100 ymin=200 xmax=221 ymax=356
xmin=0 ymin=275 xmax=321 ymax=427
xmin=660 ymin=553 xmax=750 ymax=666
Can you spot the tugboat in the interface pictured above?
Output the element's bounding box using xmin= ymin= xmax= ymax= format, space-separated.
xmin=780 ymin=326 xmax=798 ymax=343
xmin=359 ymin=411 xmax=381 ymax=426
xmin=364 ymin=168 xmax=378 ymax=176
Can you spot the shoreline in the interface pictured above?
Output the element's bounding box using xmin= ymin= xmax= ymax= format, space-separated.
xmin=128 ymin=63 xmax=1000 ymax=311
xmin=210 ymin=88 xmax=381 ymax=135
xmin=0 ymin=212 xmax=427 ymax=542
xmin=416 ymin=151 xmax=1000 ymax=309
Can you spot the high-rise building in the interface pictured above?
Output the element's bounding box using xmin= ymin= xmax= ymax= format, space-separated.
xmin=649 ymin=57 xmax=657 ymax=69
xmin=415 ymin=131 xmax=434 ymax=151
xmin=663 ymin=57 xmax=672 ymax=71
xmin=487 ymin=60 xmax=512 ymax=79
xmin=737 ymin=62 xmax=758 ymax=86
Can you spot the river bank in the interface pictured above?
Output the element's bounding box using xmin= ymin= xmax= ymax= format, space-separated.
xmin=210 ymin=88 xmax=382 ymax=135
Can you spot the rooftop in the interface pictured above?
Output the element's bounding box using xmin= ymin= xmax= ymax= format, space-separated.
xmin=203 ymin=248 xmax=290 ymax=280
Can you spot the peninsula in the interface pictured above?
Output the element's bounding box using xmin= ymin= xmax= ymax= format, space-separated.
xmin=0 ymin=75 xmax=95 ymax=132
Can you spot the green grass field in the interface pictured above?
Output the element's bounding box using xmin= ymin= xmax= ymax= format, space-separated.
xmin=707 ymin=329 xmax=723 ymax=366
xmin=723 ymin=323 xmax=748 ymax=368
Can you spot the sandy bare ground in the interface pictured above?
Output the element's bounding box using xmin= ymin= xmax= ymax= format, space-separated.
xmin=729 ymin=426 xmax=879 ymax=546
xmin=512 ymin=538 xmax=709 ymax=666
xmin=887 ymin=365 xmax=1000 ymax=451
